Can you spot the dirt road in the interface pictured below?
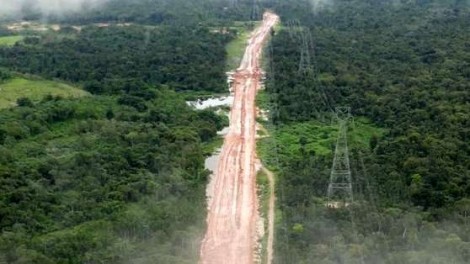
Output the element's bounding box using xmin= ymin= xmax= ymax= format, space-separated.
xmin=200 ymin=12 xmax=279 ymax=264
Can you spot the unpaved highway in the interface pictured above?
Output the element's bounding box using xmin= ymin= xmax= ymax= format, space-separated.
xmin=200 ymin=12 xmax=279 ymax=264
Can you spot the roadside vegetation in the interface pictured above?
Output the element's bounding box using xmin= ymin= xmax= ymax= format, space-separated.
xmin=256 ymin=169 xmax=271 ymax=264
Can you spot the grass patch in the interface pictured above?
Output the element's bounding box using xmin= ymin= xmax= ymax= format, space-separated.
xmin=0 ymin=36 xmax=24 ymax=46
xmin=225 ymin=21 xmax=261 ymax=70
xmin=226 ymin=29 xmax=250 ymax=70
xmin=0 ymin=78 xmax=89 ymax=109
xmin=351 ymin=117 xmax=386 ymax=147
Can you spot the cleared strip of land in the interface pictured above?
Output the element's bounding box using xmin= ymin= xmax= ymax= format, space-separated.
xmin=200 ymin=12 xmax=279 ymax=264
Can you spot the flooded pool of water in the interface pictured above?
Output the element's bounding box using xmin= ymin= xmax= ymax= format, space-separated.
xmin=186 ymin=95 xmax=234 ymax=110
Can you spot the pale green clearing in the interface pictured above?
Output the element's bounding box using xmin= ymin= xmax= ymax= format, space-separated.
xmin=226 ymin=29 xmax=251 ymax=70
xmin=258 ymin=119 xmax=386 ymax=168
xmin=0 ymin=36 xmax=24 ymax=46
xmin=0 ymin=78 xmax=89 ymax=109
xmin=225 ymin=21 xmax=261 ymax=70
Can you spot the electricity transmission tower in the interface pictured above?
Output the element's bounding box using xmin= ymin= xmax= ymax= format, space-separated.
xmin=285 ymin=20 xmax=315 ymax=74
xmin=298 ymin=29 xmax=314 ymax=74
xmin=251 ymin=0 xmax=260 ymax=20
xmin=286 ymin=19 xmax=334 ymax=116
xmin=327 ymin=107 xmax=353 ymax=205
xmin=286 ymin=19 xmax=301 ymax=40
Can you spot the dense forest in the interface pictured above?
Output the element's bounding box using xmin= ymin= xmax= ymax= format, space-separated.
xmin=0 ymin=25 xmax=231 ymax=93
xmin=0 ymin=0 xmax=237 ymax=263
xmin=11 ymin=0 xmax=257 ymax=24
xmin=0 ymin=89 xmax=225 ymax=263
xmin=261 ymin=0 xmax=470 ymax=263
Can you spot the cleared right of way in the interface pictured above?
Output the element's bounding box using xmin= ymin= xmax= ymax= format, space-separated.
xmin=200 ymin=12 xmax=279 ymax=264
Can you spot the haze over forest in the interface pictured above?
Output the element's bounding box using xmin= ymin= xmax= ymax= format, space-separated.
xmin=0 ymin=0 xmax=108 ymax=18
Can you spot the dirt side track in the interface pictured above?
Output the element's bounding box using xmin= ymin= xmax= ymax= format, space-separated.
xmin=200 ymin=12 xmax=279 ymax=264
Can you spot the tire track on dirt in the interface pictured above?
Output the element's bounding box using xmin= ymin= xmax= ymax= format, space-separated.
xmin=200 ymin=12 xmax=279 ymax=264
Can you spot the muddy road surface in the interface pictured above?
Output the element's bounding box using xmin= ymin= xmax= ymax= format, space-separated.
xmin=200 ymin=12 xmax=279 ymax=264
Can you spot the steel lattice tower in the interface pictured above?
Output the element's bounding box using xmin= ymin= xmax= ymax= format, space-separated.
xmin=327 ymin=107 xmax=353 ymax=205
xmin=298 ymin=29 xmax=313 ymax=74
xmin=251 ymin=0 xmax=260 ymax=20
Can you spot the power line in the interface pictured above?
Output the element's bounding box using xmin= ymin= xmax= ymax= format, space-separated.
xmin=251 ymin=0 xmax=260 ymax=20
xmin=230 ymin=0 xmax=238 ymax=7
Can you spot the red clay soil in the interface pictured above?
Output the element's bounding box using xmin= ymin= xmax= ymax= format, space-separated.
xmin=200 ymin=12 xmax=279 ymax=264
